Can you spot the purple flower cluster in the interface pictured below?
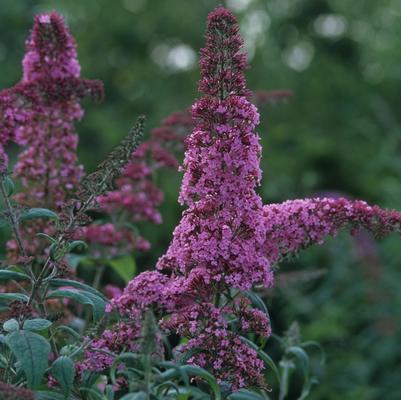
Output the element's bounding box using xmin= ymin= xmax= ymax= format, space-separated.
xmin=158 ymin=94 xmax=271 ymax=290
xmin=79 ymin=271 xmax=168 ymax=374
xmin=109 ymin=270 xmax=169 ymax=318
xmin=163 ymin=302 xmax=267 ymax=391
xmin=198 ymin=7 xmax=250 ymax=99
xmin=0 ymin=87 xmax=32 ymax=172
xmin=22 ymin=13 xmax=81 ymax=82
xmin=78 ymin=321 xmax=141 ymax=373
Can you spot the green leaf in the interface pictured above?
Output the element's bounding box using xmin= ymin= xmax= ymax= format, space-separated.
xmin=36 ymin=232 xmax=58 ymax=244
xmin=49 ymin=242 xmax=60 ymax=261
xmin=79 ymin=387 xmax=104 ymax=400
xmin=301 ymin=340 xmax=326 ymax=365
xmin=286 ymin=346 xmax=310 ymax=376
xmin=0 ymin=353 xmax=8 ymax=368
xmin=182 ymin=366 xmax=221 ymax=400
xmin=49 ymin=278 xmax=107 ymax=300
xmin=120 ymin=393 xmax=147 ymax=400
xmin=51 ymin=356 xmax=75 ymax=397
xmin=3 ymin=176 xmax=15 ymax=196
xmin=104 ymin=385 xmax=115 ymax=400
xmin=110 ymin=353 xmax=142 ymax=385
xmin=67 ymin=240 xmax=88 ymax=253
xmin=47 ymin=289 xmax=105 ymax=321
xmin=81 ymin=291 xmax=106 ymax=321
xmin=0 ymin=293 xmax=29 ymax=302
xmin=0 ymin=270 xmax=30 ymax=281
xmin=60 ymin=344 xmax=79 ymax=357
xmin=297 ymin=376 xmax=319 ymax=400
xmin=55 ymin=325 xmax=82 ymax=341
xmin=80 ymin=370 xmax=101 ymax=392
xmin=159 ymin=365 xmax=221 ymax=400
xmin=156 ymin=380 xmax=181 ymax=397
xmin=19 ymin=208 xmax=59 ymax=222
xmin=35 ymin=391 xmax=77 ymax=400
xmin=109 ymin=255 xmax=136 ymax=283
xmin=6 ymin=330 xmax=50 ymax=388
xmin=23 ymin=318 xmax=52 ymax=332
xmin=228 ymin=389 xmax=266 ymax=399
xmin=3 ymin=318 xmax=19 ymax=332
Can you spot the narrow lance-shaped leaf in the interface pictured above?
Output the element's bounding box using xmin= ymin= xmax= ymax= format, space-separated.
xmin=3 ymin=176 xmax=15 ymax=196
xmin=19 ymin=207 xmax=59 ymax=222
xmin=0 ymin=270 xmax=30 ymax=281
xmin=49 ymin=278 xmax=107 ymax=300
xmin=47 ymin=289 xmax=105 ymax=321
xmin=0 ymin=293 xmax=29 ymax=302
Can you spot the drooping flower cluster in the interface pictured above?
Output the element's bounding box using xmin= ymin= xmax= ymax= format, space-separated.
xmin=77 ymin=111 xmax=190 ymax=257
xmin=263 ymin=197 xmax=401 ymax=265
xmin=2 ymin=12 xmax=103 ymax=258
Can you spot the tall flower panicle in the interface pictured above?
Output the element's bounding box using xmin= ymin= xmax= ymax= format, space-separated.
xmin=13 ymin=12 xmax=103 ymax=208
xmin=2 ymin=12 xmax=103 ymax=258
xmin=150 ymin=6 xmax=272 ymax=388
xmin=158 ymin=6 xmax=271 ymax=291
xmin=96 ymin=6 xmax=270 ymax=389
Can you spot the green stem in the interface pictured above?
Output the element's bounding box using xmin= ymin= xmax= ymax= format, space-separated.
xmin=0 ymin=179 xmax=27 ymax=258
xmin=92 ymin=264 xmax=105 ymax=290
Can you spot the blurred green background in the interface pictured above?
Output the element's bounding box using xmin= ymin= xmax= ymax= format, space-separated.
xmin=1 ymin=0 xmax=401 ymax=398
